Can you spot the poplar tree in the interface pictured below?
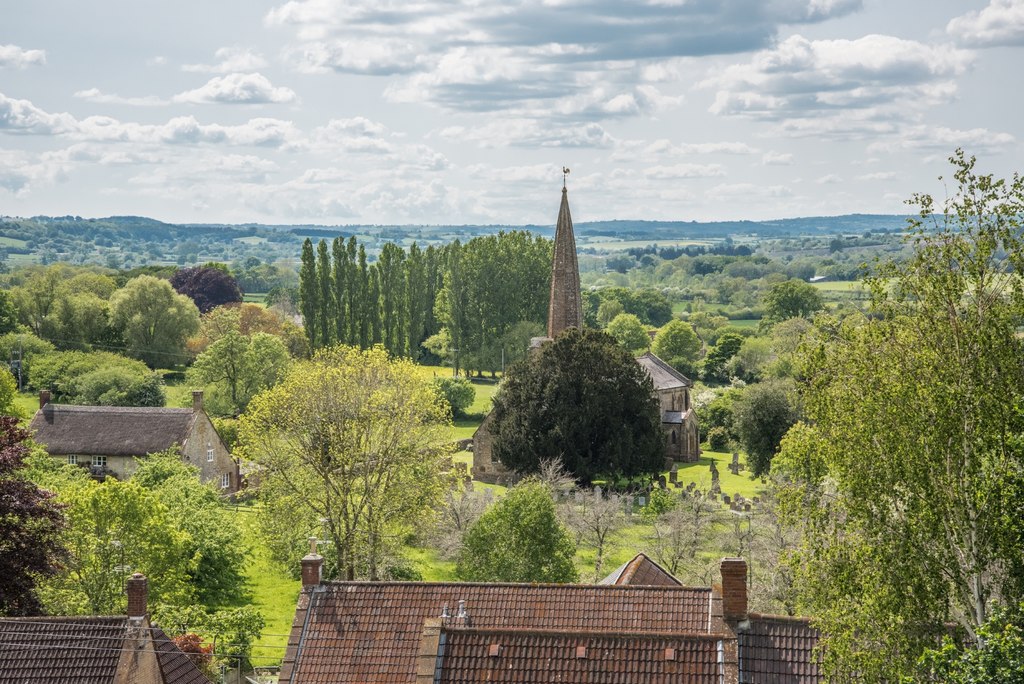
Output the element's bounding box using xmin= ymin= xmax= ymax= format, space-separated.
xmin=331 ymin=237 xmax=348 ymax=345
xmin=297 ymin=238 xmax=318 ymax=348
xmin=316 ymin=240 xmax=334 ymax=347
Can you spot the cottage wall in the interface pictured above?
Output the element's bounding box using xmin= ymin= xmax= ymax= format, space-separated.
xmin=181 ymin=411 xmax=238 ymax=493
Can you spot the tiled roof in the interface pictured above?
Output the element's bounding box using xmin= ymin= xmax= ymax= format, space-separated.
xmin=153 ymin=626 xmax=213 ymax=684
xmin=636 ymin=353 xmax=693 ymax=391
xmin=0 ymin=616 xmax=127 ymax=683
xmin=282 ymin=582 xmax=713 ymax=684
xmin=738 ymin=614 xmax=821 ymax=683
xmin=0 ymin=617 xmax=210 ymax=684
xmin=437 ymin=628 xmax=722 ymax=683
xmin=600 ymin=553 xmax=682 ymax=587
xmin=30 ymin=404 xmax=195 ymax=457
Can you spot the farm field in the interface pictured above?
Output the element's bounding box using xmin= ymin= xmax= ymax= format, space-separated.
xmin=579 ymin=238 xmax=714 ymax=251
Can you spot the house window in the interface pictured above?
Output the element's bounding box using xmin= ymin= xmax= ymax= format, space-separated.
xmin=207 ymin=443 xmax=214 ymax=462
xmin=220 ymin=472 xmax=230 ymax=489
xmin=67 ymin=455 xmax=77 ymax=465
xmin=94 ymin=455 xmax=107 ymax=468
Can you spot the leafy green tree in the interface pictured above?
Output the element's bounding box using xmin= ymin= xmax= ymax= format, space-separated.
xmin=239 ymin=346 xmax=453 ymax=580
xmin=133 ymin=452 xmax=247 ymax=606
xmin=432 ymin=377 xmax=476 ymax=418
xmin=0 ymin=289 xmax=18 ymax=335
xmin=298 ymin=239 xmax=318 ymax=348
xmin=188 ymin=331 xmax=290 ymax=415
xmin=761 ymin=279 xmax=823 ymax=326
xmin=39 ymin=478 xmax=193 ymax=615
xmin=0 ymin=332 xmax=54 ymax=388
xmin=316 ymin=240 xmax=334 ymax=347
xmin=596 ymin=299 xmax=624 ymax=327
xmin=732 ymin=379 xmax=799 ymax=476
xmin=605 ymin=313 xmax=650 ymax=354
xmin=489 ymin=328 xmax=663 ymax=483
xmin=109 ymin=275 xmax=200 ymax=367
xmin=702 ymin=331 xmax=744 ymax=382
xmin=152 ymin=603 xmax=264 ymax=672
xmin=777 ymin=151 xmax=1024 ymax=679
xmin=73 ymin=367 xmax=166 ymax=407
xmin=456 ymin=480 xmax=577 ymax=583
xmin=0 ymin=417 xmax=66 ymax=615
xmin=919 ymin=603 xmax=1024 ymax=683
xmin=652 ymin=319 xmax=701 ymax=375
xmin=0 ymin=367 xmax=19 ymax=417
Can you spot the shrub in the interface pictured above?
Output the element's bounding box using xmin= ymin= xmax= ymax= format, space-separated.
xmin=706 ymin=426 xmax=731 ymax=452
xmin=432 ymin=377 xmax=476 ymax=418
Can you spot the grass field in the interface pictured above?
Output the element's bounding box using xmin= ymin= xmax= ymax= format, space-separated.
xmin=242 ymin=292 xmax=267 ymax=304
xmin=811 ymin=280 xmax=864 ymax=292
xmin=579 ymin=239 xmax=714 ymax=251
xmin=0 ymin=237 xmax=28 ymax=248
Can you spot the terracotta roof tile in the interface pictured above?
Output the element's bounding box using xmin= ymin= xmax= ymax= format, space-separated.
xmin=600 ymin=553 xmax=682 ymax=587
xmin=153 ymin=626 xmax=212 ymax=684
xmin=738 ymin=614 xmax=821 ymax=683
xmin=286 ymin=582 xmax=713 ymax=684
xmin=437 ymin=628 xmax=722 ymax=683
xmin=0 ymin=616 xmax=128 ymax=683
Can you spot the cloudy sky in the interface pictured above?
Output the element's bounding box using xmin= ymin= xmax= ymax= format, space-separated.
xmin=2 ymin=0 xmax=1022 ymax=225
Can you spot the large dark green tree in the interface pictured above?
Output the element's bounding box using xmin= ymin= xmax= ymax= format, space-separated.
xmin=489 ymin=327 xmax=664 ymax=483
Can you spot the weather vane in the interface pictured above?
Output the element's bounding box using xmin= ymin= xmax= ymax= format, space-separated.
xmin=562 ymin=166 xmax=570 ymax=188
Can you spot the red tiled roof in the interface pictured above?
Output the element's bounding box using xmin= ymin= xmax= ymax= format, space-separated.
xmin=282 ymin=582 xmax=713 ymax=684
xmin=738 ymin=613 xmax=821 ymax=683
xmin=0 ymin=616 xmax=128 ymax=683
xmin=437 ymin=627 xmax=721 ymax=683
xmin=600 ymin=553 xmax=683 ymax=587
xmin=153 ymin=626 xmax=213 ymax=684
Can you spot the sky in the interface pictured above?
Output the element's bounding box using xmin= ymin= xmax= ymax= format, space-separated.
xmin=1 ymin=0 xmax=1022 ymax=225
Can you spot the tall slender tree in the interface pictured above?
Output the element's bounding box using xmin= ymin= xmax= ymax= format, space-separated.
xmin=331 ymin=237 xmax=348 ymax=346
xmin=297 ymin=239 xmax=318 ymax=348
xmin=406 ymin=243 xmax=426 ymax=361
xmin=316 ymin=240 xmax=334 ymax=348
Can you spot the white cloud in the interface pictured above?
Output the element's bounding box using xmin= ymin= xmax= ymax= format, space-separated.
xmin=705 ymin=34 xmax=972 ymax=121
xmin=74 ymin=88 xmax=168 ymax=107
xmin=644 ymin=163 xmax=727 ymax=180
xmin=816 ymin=173 xmax=843 ymax=184
xmin=869 ymin=125 xmax=1016 ymax=154
xmin=0 ymin=92 xmax=75 ymax=134
xmin=438 ymin=118 xmax=615 ymax=148
xmin=762 ymin=152 xmax=794 ymax=165
xmin=173 ymin=73 xmax=297 ymax=105
xmin=0 ymin=44 xmax=46 ymax=69
xmin=183 ymin=47 xmax=268 ymax=73
xmin=856 ymin=171 xmax=896 ymax=181
xmin=947 ymin=0 xmax=1024 ymax=47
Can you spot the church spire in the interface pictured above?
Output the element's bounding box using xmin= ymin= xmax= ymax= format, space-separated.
xmin=547 ymin=180 xmax=583 ymax=338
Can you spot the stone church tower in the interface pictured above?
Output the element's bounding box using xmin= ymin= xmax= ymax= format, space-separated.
xmin=547 ymin=186 xmax=583 ymax=338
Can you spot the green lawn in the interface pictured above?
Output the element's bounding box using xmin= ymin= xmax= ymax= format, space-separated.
xmin=667 ymin=449 xmax=765 ymax=500
xmin=724 ymin=318 xmax=760 ymax=330
xmin=811 ymin=280 xmax=864 ymax=292
xmin=242 ymin=292 xmax=267 ymax=304
xmin=0 ymin=236 xmax=28 ymax=248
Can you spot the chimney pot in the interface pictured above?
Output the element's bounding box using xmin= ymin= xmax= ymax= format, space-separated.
xmin=39 ymin=390 xmax=51 ymax=409
xmin=301 ymin=538 xmax=323 ymax=587
xmin=192 ymin=390 xmax=204 ymax=412
xmin=720 ymin=557 xmax=748 ymax=621
xmin=126 ymin=573 xmax=148 ymax=618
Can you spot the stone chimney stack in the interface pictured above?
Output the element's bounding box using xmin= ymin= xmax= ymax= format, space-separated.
xmin=39 ymin=390 xmax=50 ymax=409
xmin=192 ymin=390 xmax=204 ymax=412
xmin=301 ymin=537 xmax=324 ymax=587
xmin=126 ymin=573 xmax=148 ymax=618
xmin=720 ymin=558 xmax=748 ymax=621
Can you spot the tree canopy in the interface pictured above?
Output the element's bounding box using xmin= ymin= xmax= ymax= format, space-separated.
xmin=109 ymin=275 xmax=200 ymax=367
xmin=651 ymin=319 xmax=701 ymax=376
xmin=456 ymin=480 xmax=577 ymax=583
xmin=761 ymin=279 xmax=823 ymax=325
xmin=489 ymin=327 xmax=664 ymax=483
xmin=170 ymin=265 xmax=243 ymax=314
xmin=605 ymin=313 xmax=650 ymax=354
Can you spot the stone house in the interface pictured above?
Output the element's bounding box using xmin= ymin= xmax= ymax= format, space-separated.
xmin=29 ymin=390 xmax=239 ymax=492
xmin=636 ymin=351 xmax=700 ymax=463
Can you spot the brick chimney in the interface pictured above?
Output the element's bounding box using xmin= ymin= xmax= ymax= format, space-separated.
xmin=301 ymin=538 xmax=324 ymax=587
xmin=720 ymin=558 xmax=748 ymax=621
xmin=126 ymin=573 xmax=148 ymax=618
xmin=192 ymin=390 xmax=204 ymax=412
xmin=39 ymin=390 xmax=50 ymax=409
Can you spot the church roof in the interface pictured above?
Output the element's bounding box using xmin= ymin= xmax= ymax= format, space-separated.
xmin=636 ymin=352 xmax=693 ymax=391
xmin=600 ymin=553 xmax=683 ymax=587
xmin=546 ymin=186 xmax=583 ymax=338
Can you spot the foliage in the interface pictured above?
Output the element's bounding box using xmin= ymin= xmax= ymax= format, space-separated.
xmin=761 ymin=279 xmax=823 ymax=326
xmin=170 ymin=265 xmax=243 ymax=314
xmin=0 ymin=367 xmax=19 ymax=417
xmin=0 ymin=418 xmax=66 ymax=615
xmin=705 ymin=426 xmax=731 ymax=452
xmin=132 ymin=452 xmax=248 ymax=606
xmin=732 ymin=379 xmax=799 ymax=476
xmin=919 ymin=603 xmax=1024 ymax=683
xmin=29 ymin=349 xmax=164 ymax=406
xmin=489 ymin=327 xmax=664 ymax=484
xmin=456 ymin=480 xmax=577 ymax=583
xmin=170 ymin=633 xmax=215 ymax=680
xmin=779 ymin=151 xmax=1024 ymax=679
xmin=239 ymin=345 xmax=454 ymax=580
xmin=605 ymin=313 xmax=650 ymax=353
xmin=0 ymin=289 xmax=16 ymax=335
xmin=651 ymin=319 xmax=701 ymax=375
xmin=39 ymin=478 xmax=193 ymax=615
xmin=702 ymin=332 xmax=744 ymax=383
xmin=640 ymin=486 xmax=677 ymax=522
xmin=189 ymin=331 xmax=290 ymax=416
xmin=0 ymin=332 xmax=54 ymax=387
xmin=645 ymin=492 xmax=718 ymax=579
xmin=562 ymin=488 xmax=626 ymax=581
xmin=153 ymin=603 xmax=265 ymax=672
xmin=109 ymin=275 xmax=201 ymax=367
xmin=431 ymin=376 xmax=476 ymax=418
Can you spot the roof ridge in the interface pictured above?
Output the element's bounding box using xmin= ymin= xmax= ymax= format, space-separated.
xmin=322 ymin=580 xmax=711 ymax=592
xmin=440 ymin=626 xmax=729 ymax=640
xmin=746 ymin=612 xmax=816 ymax=624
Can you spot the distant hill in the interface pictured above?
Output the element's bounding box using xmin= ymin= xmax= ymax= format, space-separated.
xmin=0 ymin=213 xmax=911 ymax=269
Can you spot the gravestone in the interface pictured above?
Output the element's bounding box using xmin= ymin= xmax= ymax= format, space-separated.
xmin=687 ymin=482 xmax=696 ymax=492
xmin=728 ymin=451 xmax=743 ymax=475
xmin=709 ymin=462 xmax=721 ymax=495
xmin=637 ymin=496 xmax=646 ymax=507
xmin=753 ymin=496 xmax=761 ymax=504
xmin=594 ymin=485 xmax=603 ymax=498
xmin=744 ymin=502 xmax=751 ymax=512
xmin=657 ymin=476 xmax=667 ymax=490
xmin=722 ymin=495 xmax=731 ymax=505
xmin=464 ymin=476 xmax=474 ymax=490
xmin=669 ymin=469 xmax=678 ymax=484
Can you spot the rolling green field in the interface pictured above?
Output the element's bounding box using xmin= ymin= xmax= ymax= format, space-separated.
xmin=0 ymin=237 xmax=29 ymax=248
xmin=580 ymin=238 xmax=714 ymax=251
xmin=810 ymin=279 xmax=864 ymax=292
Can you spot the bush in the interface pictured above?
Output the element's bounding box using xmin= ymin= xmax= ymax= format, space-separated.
xmin=74 ymin=368 xmax=166 ymax=407
xmin=432 ymin=377 xmax=476 ymax=418
xmin=706 ymin=426 xmax=731 ymax=452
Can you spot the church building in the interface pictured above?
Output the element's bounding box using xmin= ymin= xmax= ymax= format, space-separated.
xmin=472 ymin=182 xmax=699 ymax=484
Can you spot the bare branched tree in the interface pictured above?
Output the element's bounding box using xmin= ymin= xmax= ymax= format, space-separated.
xmin=563 ymin=488 xmax=626 ymax=582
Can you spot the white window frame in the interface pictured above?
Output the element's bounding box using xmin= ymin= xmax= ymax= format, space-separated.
xmin=207 ymin=443 xmax=214 ymax=462
xmin=220 ymin=472 xmax=230 ymax=489
xmin=67 ymin=454 xmax=77 ymax=465
xmin=93 ymin=455 xmax=107 ymax=468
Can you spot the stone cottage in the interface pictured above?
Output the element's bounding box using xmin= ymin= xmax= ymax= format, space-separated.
xmin=29 ymin=389 xmax=239 ymax=492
